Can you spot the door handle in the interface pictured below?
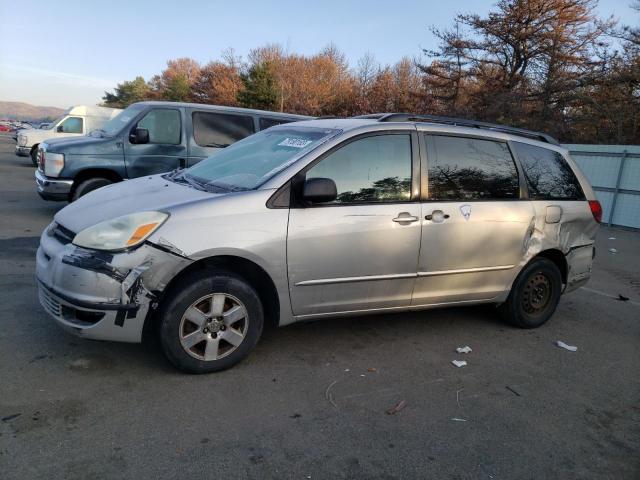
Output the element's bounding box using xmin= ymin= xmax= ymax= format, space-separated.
xmin=392 ymin=213 xmax=419 ymax=223
xmin=425 ymin=210 xmax=450 ymax=222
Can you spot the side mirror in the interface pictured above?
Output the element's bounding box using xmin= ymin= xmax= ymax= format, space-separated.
xmin=302 ymin=177 xmax=337 ymax=203
xmin=56 ymin=125 xmax=64 ymax=133
xmin=130 ymin=127 xmax=149 ymax=144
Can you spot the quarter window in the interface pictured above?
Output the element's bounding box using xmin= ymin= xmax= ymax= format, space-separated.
xmin=426 ymin=135 xmax=519 ymax=200
xmin=193 ymin=112 xmax=254 ymax=147
xmin=306 ymin=134 xmax=412 ymax=204
xmin=512 ymin=142 xmax=584 ymax=200
xmin=137 ymin=109 xmax=181 ymax=145
xmin=59 ymin=117 xmax=83 ymax=134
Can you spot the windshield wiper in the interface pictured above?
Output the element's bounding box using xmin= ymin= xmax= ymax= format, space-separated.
xmin=202 ymin=142 xmax=231 ymax=148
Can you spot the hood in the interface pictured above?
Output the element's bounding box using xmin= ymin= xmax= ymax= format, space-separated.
xmin=55 ymin=174 xmax=220 ymax=233
xmin=18 ymin=128 xmax=53 ymax=144
xmin=44 ymin=134 xmax=118 ymax=155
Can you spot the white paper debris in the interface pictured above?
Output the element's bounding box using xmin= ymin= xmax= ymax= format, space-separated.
xmin=451 ymin=417 xmax=467 ymax=422
xmin=609 ymin=248 xmax=618 ymax=254
xmin=456 ymin=346 xmax=472 ymax=354
xmin=608 ymin=237 xmax=616 ymax=240
xmin=555 ymin=341 xmax=577 ymax=352
xmin=452 ymin=360 xmax=467 ymax=368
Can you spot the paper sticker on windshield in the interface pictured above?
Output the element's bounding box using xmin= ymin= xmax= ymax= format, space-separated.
xmin=278 ymin=138 xmax=312 ymax=148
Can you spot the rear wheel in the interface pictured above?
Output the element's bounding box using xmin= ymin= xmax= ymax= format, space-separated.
xmin=71 ymin=177 xmax=112 ymax=201
xmin=499 ymin=257 xmax=562 ymax=328
xmin=158 ymin=269 xmax=264 ymax=373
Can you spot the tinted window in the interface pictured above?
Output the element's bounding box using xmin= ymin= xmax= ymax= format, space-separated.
xmin=513 ymin=142 xmax=584 ymax=200
xmin=427 ymin=136 xmax=519 ymax=200
xmin=259 ymin=117 xmax=294 ymax=130
xmin=306 ymin=134 xmax=412 ymax=204
xmin=193 ymin=112 xmax=254 ymax=147
xmin=137 ymin=109 xmax=181 ymax=144
xmin=59 ymin=117 xmax=83 ymax=134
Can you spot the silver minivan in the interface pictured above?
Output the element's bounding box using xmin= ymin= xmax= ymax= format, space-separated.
xmin=36 ymin=114 xmax=602 ymax=373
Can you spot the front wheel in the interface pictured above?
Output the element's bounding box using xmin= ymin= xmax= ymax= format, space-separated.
xmin=499 ymin=257 xmax=562 ymax=329
xmin=71 ymin=177 xmax=112 ymax=201
xmin=158 ymin=270 xmax=264 ymax=373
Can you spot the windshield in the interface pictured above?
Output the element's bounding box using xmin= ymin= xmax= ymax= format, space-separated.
xmin=183 ymin=126 xmax=339 ymax=191
xmin=100 ymin=104 xmax=146 ymax=137
xmin=46 ymin=115 xmax=65 ymax=130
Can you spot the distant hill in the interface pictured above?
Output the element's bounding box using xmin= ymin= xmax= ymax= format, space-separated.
xmin=0 ymin=101 xmax=65 ymax=122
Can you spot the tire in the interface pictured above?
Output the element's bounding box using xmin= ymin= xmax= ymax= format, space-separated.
xmin=158 ymin=269 xmax=264 ymax=373
xmin=499 ymin=257 xmax=562 ymax=329
xmin=71 ymin=177 xmax=112 ymax=202
xmin=30 ymin=147 xmax=38 ymax=166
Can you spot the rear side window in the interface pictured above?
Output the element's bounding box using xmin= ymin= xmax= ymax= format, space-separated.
xmin=137 ymin=109 xmax=181 ymax=144
xmin=513 ymin=142 xmax=584 ymax=200
xmin=59 ymin=116 xmax=83 ymax=134
xmin=193 ymin=112 xmax=255 ymax=147
xmin=306 ymin=134 xmax=412 ymax=204
xmin=426 ymin=135 xmax=519 ymax=200
xmin=259 ymin=117 xmax=294 ymax=130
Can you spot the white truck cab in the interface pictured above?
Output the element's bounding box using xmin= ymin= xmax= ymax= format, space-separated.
xmin=16 ymin=105 xmax=121 ymax=165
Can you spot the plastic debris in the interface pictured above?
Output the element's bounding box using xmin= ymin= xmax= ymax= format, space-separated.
xmin=555 ymin=341 xmax=577 ymax=352
xmin=452 ymin=360 xmax=467 ymax=368
xmin=451 ymin=418 xmax=467 ymax=422
xmin=618 ymin=294 xmax=629 ymax=302
xmin=609 ymin=248 xmax=618 ymax=254
xmin=344 ymin=368 xmax=350 ymax=372
xmin=386 ymin=400 xmax=407 ymax=415
xmin=608 ymin=237 xmax=616 ymax=240
xmin=456 ymin=346 xmax=472 ymax=354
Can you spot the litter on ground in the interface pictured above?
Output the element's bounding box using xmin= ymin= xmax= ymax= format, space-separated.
xmin=452 ymin=360 xmax=467 ymax=368
xmin=386 ymin=400 xmax=407 ymax=415
xmin=456 ymin=346 xmax=472 ymax=354
xmin=609 ymin=248 xmax=618 ymax=254
xmin=555 ymin=340 xmax=577 ymax=352
xmin=618 ymin=294 xmax=630 ymax=302
xmin=451 ymin=418 xmax=467 ymax=422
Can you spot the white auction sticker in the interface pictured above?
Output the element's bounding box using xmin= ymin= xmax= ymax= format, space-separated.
xmin=278 ymin=138 xmax=312 ymax=148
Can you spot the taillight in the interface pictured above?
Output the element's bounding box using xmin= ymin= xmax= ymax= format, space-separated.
xmin=589 ymin=200 xmax=602 ymax=223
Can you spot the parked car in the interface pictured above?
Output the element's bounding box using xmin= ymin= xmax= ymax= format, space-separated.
xmin=34 ymin=101 xmax=310 ymax=202
xmin=36 ymin=114 xmax=601 ymax=373
xmin=0 ymin=124 xmax=10 ymax=132
xmin=38 ymin=122 xmax=52 ymax=129
xmin=16 ymin=105 xmax=122 ymax=165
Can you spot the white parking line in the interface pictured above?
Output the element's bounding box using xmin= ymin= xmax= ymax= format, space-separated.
xmin=580 ymin=286 xmax=640 ymax=307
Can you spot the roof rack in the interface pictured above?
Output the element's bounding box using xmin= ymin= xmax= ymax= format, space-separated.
xmin=354 ymin=113 xmax=559 ymax=145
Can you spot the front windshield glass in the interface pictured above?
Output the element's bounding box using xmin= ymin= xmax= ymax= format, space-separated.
xmin=184 ymin=126 xmax=339 ymax=191
xmin=100 ymin=104 xmax=146 ymax=136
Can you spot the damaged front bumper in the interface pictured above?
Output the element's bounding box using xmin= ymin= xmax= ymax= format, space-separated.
xmin=36 ymin=223 xmax=191 ymax=343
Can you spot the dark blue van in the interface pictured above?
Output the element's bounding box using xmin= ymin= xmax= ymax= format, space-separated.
xmin=35 ymin=101 xmax=310 ymax=201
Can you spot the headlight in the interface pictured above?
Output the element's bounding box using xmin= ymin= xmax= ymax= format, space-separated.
xmin=44 ymin=151 xmax=65 ymax=177
xmin=18 ymin=135 xmax=27 ymax=146
xmin=73 ymin=211 xmax=169 ymax=251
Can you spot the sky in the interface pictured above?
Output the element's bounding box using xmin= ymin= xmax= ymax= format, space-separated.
xmin=0 ymin=0 xmax=636 ymax=108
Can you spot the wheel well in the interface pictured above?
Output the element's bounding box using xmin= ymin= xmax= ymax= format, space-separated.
xmin=30 ymin=144 xmax=39 ymax=154
xmin=150 ymin=255 xmax=281 ymax=332
xmin=71 ymin=169 xmax=122 ymax=196
xmin=536 ymin=249 xmax=568 ymax=284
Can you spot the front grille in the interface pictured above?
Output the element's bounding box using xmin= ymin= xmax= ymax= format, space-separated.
xmin=39 ymin=287 xmax=62 ymax=318
xmin=50 ymin=222 xmax=75 ymax=245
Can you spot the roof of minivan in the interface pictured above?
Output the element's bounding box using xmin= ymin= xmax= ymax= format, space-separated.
xmin=281 ymin=118 xmax=567 ymax=152
xmin=133 ymin=101 xmax=311 ymax=119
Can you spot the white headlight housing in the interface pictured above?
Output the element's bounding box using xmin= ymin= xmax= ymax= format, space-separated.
xmin=44 ymin=151 xmax=65 ymax=177
xmin=73 ymin=211 xmax=169 ymax=251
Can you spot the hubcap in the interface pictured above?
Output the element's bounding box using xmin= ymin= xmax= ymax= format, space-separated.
xmin=179 ymin=293 xmax=249 ymax=361
xmin=522 ymin=272 xmax=552 ymax=315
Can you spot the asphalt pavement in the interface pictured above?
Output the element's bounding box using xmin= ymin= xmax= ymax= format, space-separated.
xmin=0 ymin=134 xmax=638 ymax=479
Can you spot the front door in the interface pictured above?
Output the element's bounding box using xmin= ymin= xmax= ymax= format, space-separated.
xmin=412 ymin=133 xmax=534 ymax=305
xmin=124 ymin=107 xmax=187 ymax=178
xmin=287 ymin=132 xmax=422 ymax=317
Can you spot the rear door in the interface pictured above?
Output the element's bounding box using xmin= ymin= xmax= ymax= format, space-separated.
xmin=287 ymin=131 xmax=422 ymax=317
xmin=124 ymin=107 xmax=187 ymax=177
xmin=187 ymin=110 xmax=255 ymax=166
xmin=412 ymin=133 xmax=535 ymax=305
